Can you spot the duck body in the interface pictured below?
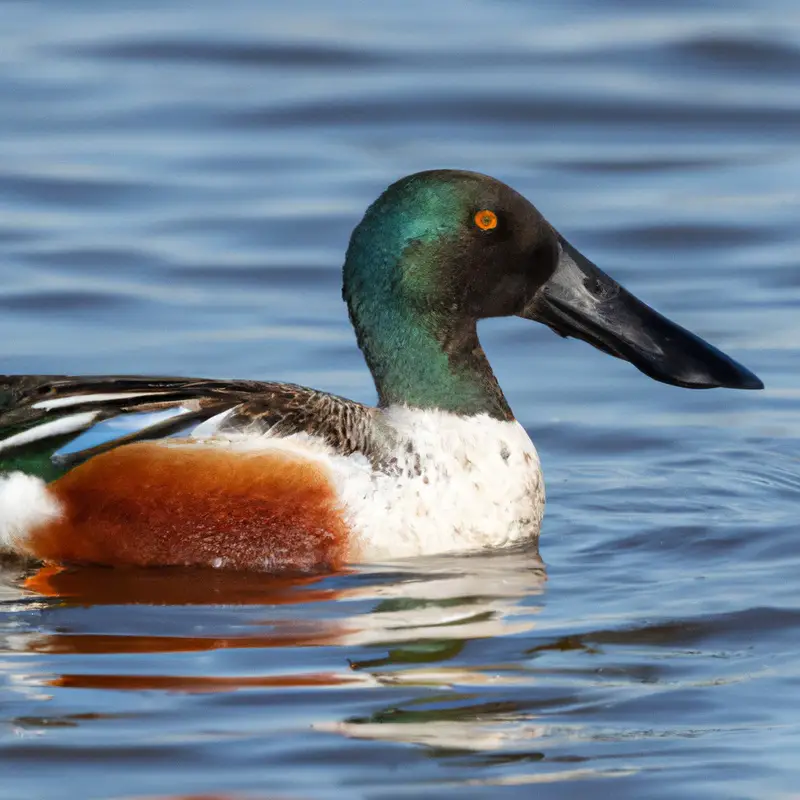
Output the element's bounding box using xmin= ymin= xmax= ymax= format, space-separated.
xmin=0 ymin=170 xmax=760 ymax=571
xmin=0 ymin=396 xmax=542 ymax=570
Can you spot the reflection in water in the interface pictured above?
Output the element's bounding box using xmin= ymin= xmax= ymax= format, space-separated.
xmin=2 ymin=552 xmax=563 ymax=783
xmin=10 ymin=551 xmax=546 ymax=704
xmin=20 ymin=564 xmax=337 ymax=606
xmin=52 ymin=672 xmax=367 ymax=692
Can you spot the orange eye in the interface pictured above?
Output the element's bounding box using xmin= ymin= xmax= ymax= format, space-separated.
xmin=474 ymin=209 xmax=498 ymax=231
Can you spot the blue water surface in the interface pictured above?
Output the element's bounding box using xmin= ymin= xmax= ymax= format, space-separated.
xmin=0 ymin=1 xmax=799 ymax=798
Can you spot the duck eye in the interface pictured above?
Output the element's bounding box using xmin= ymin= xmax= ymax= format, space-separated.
xmin=474 ymin=209 xmax=498 ymax=231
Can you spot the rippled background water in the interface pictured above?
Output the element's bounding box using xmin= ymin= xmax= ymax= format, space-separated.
xmin=0 ymin=1 xmax=798 ymax=797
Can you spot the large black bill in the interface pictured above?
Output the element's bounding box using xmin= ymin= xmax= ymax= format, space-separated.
xmin=520 ymin=237 xmax=763 ymax=390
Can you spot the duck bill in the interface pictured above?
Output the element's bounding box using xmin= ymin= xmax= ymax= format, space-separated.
xmin=520 ymin=237 xmax=763 ymax=389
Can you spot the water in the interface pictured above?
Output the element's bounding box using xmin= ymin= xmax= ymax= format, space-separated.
xmin=0 ymin=0 xmax=798 ymax=797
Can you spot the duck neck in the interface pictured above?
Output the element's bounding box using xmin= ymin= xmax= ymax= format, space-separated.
xmin=347 ymin=298 xmax=512 ymax=420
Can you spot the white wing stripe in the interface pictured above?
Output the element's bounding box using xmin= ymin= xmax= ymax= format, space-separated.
xmin=32 ymin=392 xmax=168 ymax=411
xmin=191 ymin=407 xmax=237 ymax=439
xmin=0 ymin=411 xmax=101 ymax=453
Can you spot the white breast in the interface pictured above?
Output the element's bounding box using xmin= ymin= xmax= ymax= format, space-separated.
xmin=331 ymin=407 xmax=544 ymax=560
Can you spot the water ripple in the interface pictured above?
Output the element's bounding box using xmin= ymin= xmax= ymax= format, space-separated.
xmin=0 ymin=0 xmax=798 ymax=797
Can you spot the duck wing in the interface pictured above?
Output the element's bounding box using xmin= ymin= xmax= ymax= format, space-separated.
xmin=0 ymin=375 xmax=380 ymax=480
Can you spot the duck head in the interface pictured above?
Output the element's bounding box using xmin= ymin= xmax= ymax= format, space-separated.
xmin=343 ymin=170 xmax=762 ymax=419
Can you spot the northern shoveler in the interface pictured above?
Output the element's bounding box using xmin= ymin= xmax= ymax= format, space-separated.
xmin=0 ymin=170 xmax=762 ymax=571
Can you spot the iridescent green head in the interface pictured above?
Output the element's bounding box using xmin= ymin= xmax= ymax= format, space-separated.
xmin=343 ymin=170 xmax=557 ymax=419
xmin=343 ymin=169 xmax=762 ymax=419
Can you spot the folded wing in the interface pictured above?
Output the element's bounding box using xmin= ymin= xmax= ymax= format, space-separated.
xmin=0 ymin=375 xmax=380 ymax=480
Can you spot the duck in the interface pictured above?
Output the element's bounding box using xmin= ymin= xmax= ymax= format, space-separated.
xmin=0 ymin=170 xmax=762 ymax=572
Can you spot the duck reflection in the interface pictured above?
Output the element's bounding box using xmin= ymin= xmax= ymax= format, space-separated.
xmin=21 ymin=563 xmax=339 ymax=606
xmin=12 ymin=549 xmax=547 ymax=747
